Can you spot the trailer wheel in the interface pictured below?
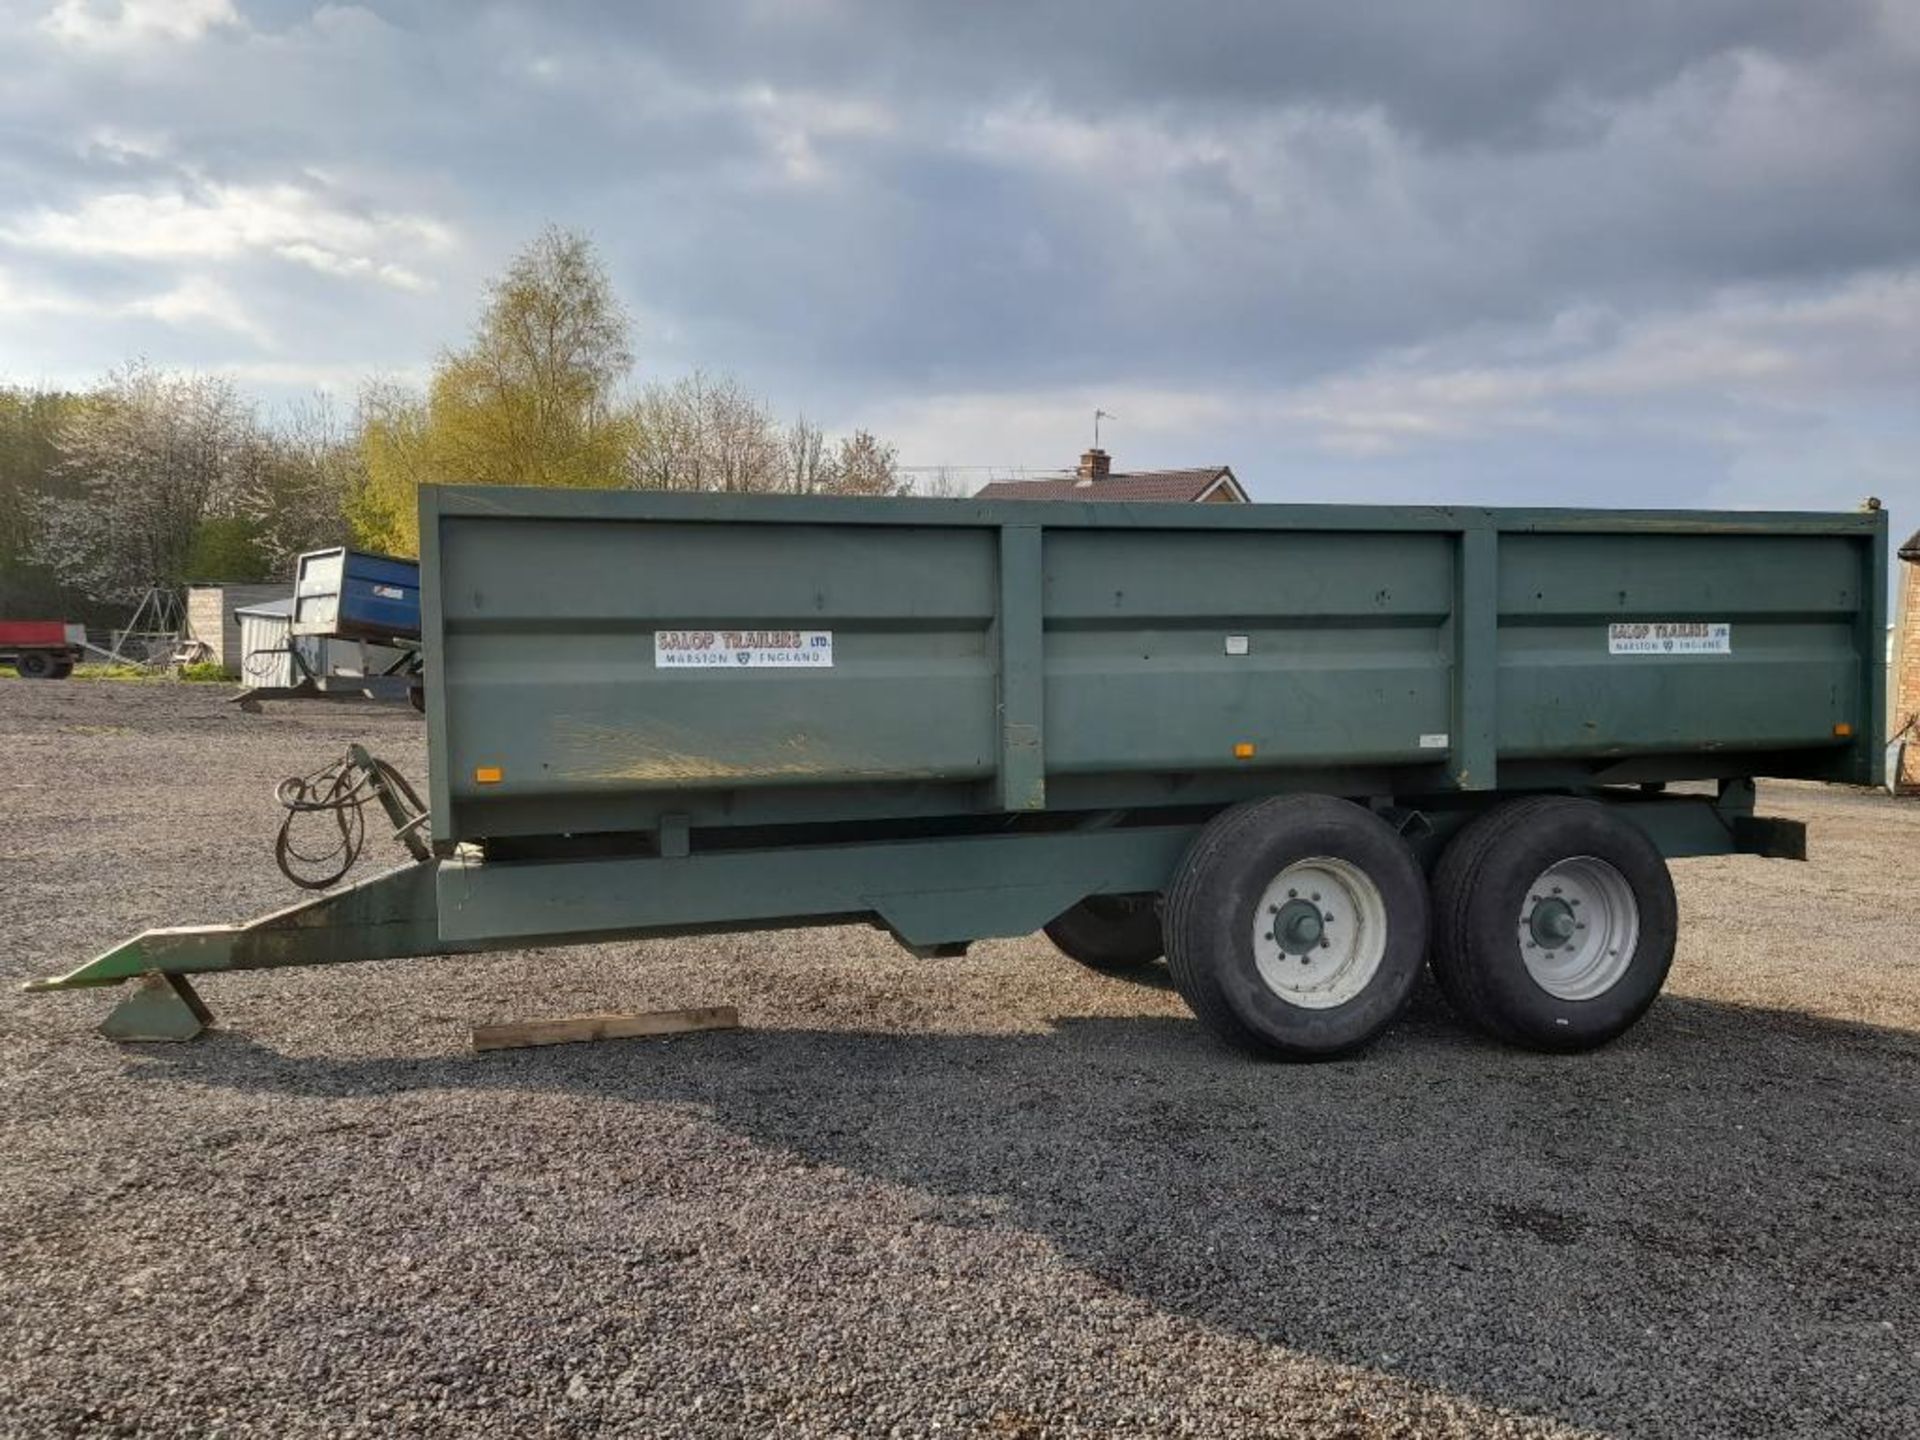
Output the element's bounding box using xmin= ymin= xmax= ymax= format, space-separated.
xmin=1430 ymin=796 xmax=1677 ymax=1052
xmin=14 ymin=651 xmax=55 ymax=679
xmin=51 ymin=659 xmax=74 ymax=679
xmin=1044 ymin=894 xmax=1163 ymax=970
xmin=1164 ymin=796 xmax=1427 ymax=1059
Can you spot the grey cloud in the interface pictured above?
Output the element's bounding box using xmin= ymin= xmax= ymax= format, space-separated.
xmin=506 ymin=1 xmax=1875 ymax=146
xmin=0 ymin=0 xmax=1915 ymax=524
xmin=415 ymin=0 xmax=1920 ymax=388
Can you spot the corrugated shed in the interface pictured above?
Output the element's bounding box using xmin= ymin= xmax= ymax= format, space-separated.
xmin=233 ymin=595 xmax=409 ymax=691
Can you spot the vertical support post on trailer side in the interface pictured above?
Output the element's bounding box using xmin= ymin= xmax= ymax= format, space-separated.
xmin=1861 ymin=509 xmax=1890 ymax=788
xmin=1451 ymin=521 xmax=1499 ymax=792
xmin=417 ymin=483 xmax=456 ymax=854
xmin=996 ymin=523 xmax=1047 ymax=812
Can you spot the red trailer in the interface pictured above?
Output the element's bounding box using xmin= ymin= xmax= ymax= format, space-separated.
xmin=0 ymin=621 xmax=84 ymax=679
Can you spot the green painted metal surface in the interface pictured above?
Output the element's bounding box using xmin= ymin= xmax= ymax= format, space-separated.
xmin=435 ymin=791 xmax=1773 ymax=951
xmin=436 ymin=824 xmax=1203 ymax=949
xmin=23 ymin=862 xmax=452 ymax=992
xmin=99 ymin=973 xmax=213 ymax=1041
xmin=23 ymin=490 xmax=1876 ymax=1033
xmin=422 ymin=488 xmax=1885 ymax=847
xmin=25 ymin=788 xmax=1787 ymax=1022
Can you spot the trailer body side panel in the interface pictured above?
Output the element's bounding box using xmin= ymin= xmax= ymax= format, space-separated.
xmin=420 ymin=490 xmax=1885 ymax=849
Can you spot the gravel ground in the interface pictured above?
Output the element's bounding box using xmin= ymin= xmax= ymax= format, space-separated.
xmin=1 ymin=681 xmax=1916 ymax=1439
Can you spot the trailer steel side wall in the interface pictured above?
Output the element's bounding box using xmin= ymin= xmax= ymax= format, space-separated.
xmin=419 ymin=489 xmax=1885 ymax=851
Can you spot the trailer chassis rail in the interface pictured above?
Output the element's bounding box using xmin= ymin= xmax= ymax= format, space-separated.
xmin=23 ymin=781 xmax=1802 ymax=1042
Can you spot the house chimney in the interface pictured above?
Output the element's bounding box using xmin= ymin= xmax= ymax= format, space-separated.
xmin=1077 ymin=448 xmax=1111 ymax=481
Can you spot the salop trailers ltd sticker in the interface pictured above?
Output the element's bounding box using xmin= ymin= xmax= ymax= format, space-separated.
xmin=655 ymin=630 xmax=834 ymax=668
xmin=1607 ymin=622 xmax=1730 ymax=655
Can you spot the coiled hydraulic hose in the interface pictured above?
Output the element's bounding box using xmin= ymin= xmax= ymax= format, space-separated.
xmin=274 ymin=750 xmax=428 ymax=890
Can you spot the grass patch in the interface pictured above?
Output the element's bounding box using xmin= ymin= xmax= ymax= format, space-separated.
xmin=0 ymin=661 xmax=233 ymax=683
xmin=69 ymin=662 xmax=163 ymax=681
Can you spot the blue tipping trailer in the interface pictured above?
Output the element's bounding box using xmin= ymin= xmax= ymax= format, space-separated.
xmin=292 ymin=548 xmax=422 ymax=646
xmin=235 ymin=548 xmax=424 ymax=711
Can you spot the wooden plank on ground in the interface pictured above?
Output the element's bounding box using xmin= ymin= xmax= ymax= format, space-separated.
xmin=472 ymin=1005 xmax=739 ymax=1052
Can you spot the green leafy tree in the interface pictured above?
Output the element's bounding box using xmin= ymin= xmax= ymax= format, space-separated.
xmin=353 ymin=227 xmax=635 ymax=554
xmin=184 ymin=515 xmax=271 ymax=582
xmin=0 ymin=387 xmax=89 ymax=616
xmin=239 ymin=397 xmax=356 ymax=572
xmin=346 ymin=382 xmax=434 ymax=555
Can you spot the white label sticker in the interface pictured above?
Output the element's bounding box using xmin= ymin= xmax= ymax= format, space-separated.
xmin=1607 ymin=622 xmax=1730 ymax=656
xmin=655 ymin=629 xmax=833 ymax=668
xmin=1224 ymin=634 xmax=1250 ymax=656
xmin=1419 ymin=733 xmax=1450 ymax=749
xmin=372 ymin=584 xmax=405 ymax=600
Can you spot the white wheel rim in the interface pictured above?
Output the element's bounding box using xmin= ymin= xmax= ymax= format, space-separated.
xmin=1251 ymin=856 xmax=1389 ymax=1009
xmin=1518 ymin=855 xmax=1639 ymax=1001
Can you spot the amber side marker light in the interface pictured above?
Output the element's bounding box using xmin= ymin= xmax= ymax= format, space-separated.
xmin=1833 ymin=723 xmax=1853 ymax=738
xmin=1234 ymin=743 xmax=1256 ymax=760
xmin=474 ymin=765 xmax=504 ymax=784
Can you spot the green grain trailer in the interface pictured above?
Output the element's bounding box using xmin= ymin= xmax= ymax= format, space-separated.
xmin=29 ymin=488 xmax=1887 ymax=1057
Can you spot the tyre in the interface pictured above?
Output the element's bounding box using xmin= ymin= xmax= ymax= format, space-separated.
xmin=1430 ymin=796 xmax=1677 ymax=1052
xmin=1164 ymin=795 xmax=1428 ymax=1059
xmin=50 ymin=659 xmax=74 ymax=679
xmin=1044 ymin=894 xmax=1164 ymax=970
xmin=14 ymin=651 xmax=55 ymax=679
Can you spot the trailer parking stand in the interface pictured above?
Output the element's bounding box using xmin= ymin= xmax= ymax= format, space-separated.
xmin=99 ymin=973 xmax=215 ymax=1042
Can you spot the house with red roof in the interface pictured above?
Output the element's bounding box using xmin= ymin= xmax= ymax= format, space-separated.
xmin=974 ymin=448 xmax=1247 ymax=504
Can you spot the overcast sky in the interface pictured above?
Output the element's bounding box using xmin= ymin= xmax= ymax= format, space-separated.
xmin=2 ymin=0 xmax=1917 ymax=518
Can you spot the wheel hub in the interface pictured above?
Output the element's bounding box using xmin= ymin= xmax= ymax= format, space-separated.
xmin=1516 ymin=855 xmax=1641 ymax=1001
xmin=1272 ymin=897 xmax=1327 ymax=954
xmin=1526 ymin=895 xmax=1578 ymax=949
xmin=1251 ymin=858 xmax=1388 ymax=1010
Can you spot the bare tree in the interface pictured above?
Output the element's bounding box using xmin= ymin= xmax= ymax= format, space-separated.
xmin=784 ymin=413 xmax=829 ymax=494
xmin=628 ymin=370 xmax=783 ymax=493
xmin=898 ymin=466 xmax=964 ymax=498
xmin=824 ymin=429 xmax=901 ymax=496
